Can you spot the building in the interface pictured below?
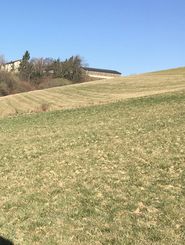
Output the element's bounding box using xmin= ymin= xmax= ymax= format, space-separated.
xmin=1 ymin=60 xmax=21 ymax=73
xmin=1 ymin=59 xmax=122 ymax=80
xmin=82 ymin=67 xmax=122 ymax=79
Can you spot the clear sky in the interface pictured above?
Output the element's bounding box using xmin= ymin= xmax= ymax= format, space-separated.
xmin=1 ymin=0 xmax=185 ymax=75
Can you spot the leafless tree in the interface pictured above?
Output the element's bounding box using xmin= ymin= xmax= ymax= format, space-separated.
xmin=0 ymin=54 xmax=5 ymax=69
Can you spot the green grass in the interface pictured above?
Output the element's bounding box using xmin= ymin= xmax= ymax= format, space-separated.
xmin=0 ymin=90 xmax=185 ymax=244
xmin=147 ymin=66 xmax=185 ymax=75
xmin=0 ymin=71 xmax=185 ymax=118
xmin=38 ymin=77 xmax=73 ymax=89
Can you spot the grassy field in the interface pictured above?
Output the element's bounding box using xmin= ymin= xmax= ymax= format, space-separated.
xmin=147 ymin=66 xmax=185 ymax=75
xmin=0 ymin=71 xmax=185 ymax=118
xmin=0 ymin=89 xmax=185 ymax=244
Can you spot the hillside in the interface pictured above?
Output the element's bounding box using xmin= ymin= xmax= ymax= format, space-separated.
xmin=1 ymin=91 xmax=185 ymax=244
xmin=0 ymin=71 xmax=185 ymax=118
xmin=1 ymin=68 xmax=185 ymax=244
xmin=147 ymin=66 xmax=185 ymax=75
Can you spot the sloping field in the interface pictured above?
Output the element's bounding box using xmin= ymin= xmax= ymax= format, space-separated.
xmin=0 ymin=72 xmax=185 ymax=118
xmin=0 ymin=91 xmax=185 ymax=244
xmin=147 ymin=66 xmax=185 ymax=75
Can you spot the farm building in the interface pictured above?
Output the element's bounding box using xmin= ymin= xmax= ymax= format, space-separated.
xmin=0 ymin=59 xmax=122 ymax=80
xmin=1 ymin=60 xmax=21 ymax=73
xmin=82 ymin=67 xmax=122 ymax=79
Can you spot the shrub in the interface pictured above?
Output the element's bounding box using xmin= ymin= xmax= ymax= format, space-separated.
xmin=41 ymin=103 xmax=50 ymax=112
xmin=52 ymin=56 xmax=86 ymax=82
xmin=0 ymin=82 xmax=9 ymax=96
xmin=0 ymin=71 xmax=35 ymax=96
xmin=38 ymin=77 xmax=73 ymax=89
xmin=12 ymin=80 xmax=35 ymax=94
xmin=0 ymin=71 xmax=17 ymax=96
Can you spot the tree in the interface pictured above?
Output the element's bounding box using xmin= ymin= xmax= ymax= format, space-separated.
xmin=52 ymin=58 xmax=63 ymax=78
xmin=42 ymin=57 xmax=54 ymax=75
xmin=63 ymin=56 xmax=86 ymax=82
xmin=51 ymin=56 xmax=86 ymax=82
xmin=19 ymin=51 xmax=33 ymax=81
xmin=0 ymin=55 xmax=5 ymax=70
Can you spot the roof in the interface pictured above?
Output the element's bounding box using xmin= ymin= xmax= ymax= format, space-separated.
xmin=5 ymin=60 xmax=21 ymax=65
xmin=82 ymin=67 xmax=121 ymax=75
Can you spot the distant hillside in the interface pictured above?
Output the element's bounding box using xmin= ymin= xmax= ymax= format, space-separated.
xmin=147 ymin=66 xmax=185 ymax=75
xmin=0 ymin=70 xmax=185 ymax=118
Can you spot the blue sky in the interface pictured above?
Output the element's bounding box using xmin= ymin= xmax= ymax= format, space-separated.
xmin=1 ymin=0 xmax=185 ymax=75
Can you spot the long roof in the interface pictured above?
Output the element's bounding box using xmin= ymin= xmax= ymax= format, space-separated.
xmin=4 ymin=61 xmax=122 ymax=75
xmin=5 ymin=60 xmax=21 ymax=65
xmin=82 ymin=67 xmax=121 ymax=75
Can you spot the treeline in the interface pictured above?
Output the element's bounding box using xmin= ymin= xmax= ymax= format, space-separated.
xmin=0 ymin=51 xmax=88 ymax=96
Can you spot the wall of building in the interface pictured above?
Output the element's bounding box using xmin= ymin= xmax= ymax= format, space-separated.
xmin=86 ymin=71 xmax=121 ymax=79
xmin=1 ymin=60 xmax=21 ymax=73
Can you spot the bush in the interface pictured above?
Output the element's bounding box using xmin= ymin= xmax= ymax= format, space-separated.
xmin=0 ymin=52 xmax=88 ymax=97
xmin=0 ymin=71 xmax=17 ymax=96
xmin=0 ymin=82 xmax=9 ymax=96
xmin=37 ymin=77 xmax=73 ymax=89
xmin=0 ymin=71 xmax=35 ymax=96
xmin=12 ymin=80 xmax=35 ymax=94
xmin=52 ymin=56 xmax=86 ymax=82
xmin=40 ymin=103 xmax=50 ymax=112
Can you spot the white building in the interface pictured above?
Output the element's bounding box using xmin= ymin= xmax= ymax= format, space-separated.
xmin=1 ymin=60 xmax=122 ymax=80
xmin=82 ymin=67 xmax=122 ymax=79
xmin=1 ymin=60 xmax=21 ymax=73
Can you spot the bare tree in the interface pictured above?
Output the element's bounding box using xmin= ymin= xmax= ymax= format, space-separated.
xmin=0 ymin=54 xmax=5 ymax=70
xmin=30 ymin=58 xmax=54 ymax=84
xmin=31 ymin=58 xmax=45 ymax=75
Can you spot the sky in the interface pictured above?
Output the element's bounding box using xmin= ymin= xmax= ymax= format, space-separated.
xmin=1 ymin=0 xmax=185 ymax=75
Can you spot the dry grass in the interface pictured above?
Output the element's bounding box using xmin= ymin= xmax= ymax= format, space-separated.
xmin=0 ymin=72 xmax=185 ymax=118
xmin=147 ymin=66 xmax=185 ymax=75
xmin=0 ymin=90 xmax=185 ymax=244
xmin=1 ymin=69 xmax=185 ymax=244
